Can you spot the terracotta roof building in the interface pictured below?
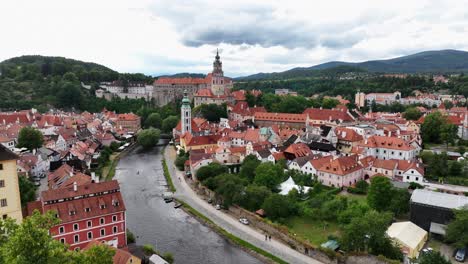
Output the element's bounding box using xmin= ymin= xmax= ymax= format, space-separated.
xmin=26 ymin=180 xmax=127 ymax=251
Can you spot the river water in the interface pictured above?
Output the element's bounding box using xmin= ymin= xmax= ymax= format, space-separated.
xmin=114 ymin=145 xmax=262 ymax=264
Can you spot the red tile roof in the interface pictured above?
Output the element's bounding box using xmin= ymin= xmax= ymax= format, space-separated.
xmin=254 ymin=112 xmax=307 ymax=123
xmin=154 ymin=77 xmax=207 ymax=85
xmin=318 ymin=155 xmax=363 ymax=176
xmin=284 ymin=143 xmax=312 ymax=157
xmin=303 ymin=108 xmax=354 ymax=122
xmin=335 ymin=127 xmax=363 ymax=142
xmin=359 ymin=135 xmax=414 ymax=151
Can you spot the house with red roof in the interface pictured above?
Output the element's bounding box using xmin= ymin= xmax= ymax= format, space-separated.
xmin=359 ymin=135 xmax=418 ymax=160
xmin=335 ymin=127 xmax=363 ymax=153
xmin=303 ymin=107 xmax=355 ymax=125
xmin=253 ymin=112 xmax=307 ymax=129
xmin=316 ymin=155 xmax=364 ymax=187
xmin=26 ymin=180 xmax=126 ymax=251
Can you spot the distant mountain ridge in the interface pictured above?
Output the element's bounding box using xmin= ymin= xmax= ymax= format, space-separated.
xmin=238 ymin=49 xmax=468 ymax=80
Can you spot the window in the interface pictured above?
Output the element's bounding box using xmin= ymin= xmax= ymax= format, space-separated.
xmin=416 ymin=177 xmax=419 ymax=181
xmin=113 ymin=226 xmax=118 ymax=234
xmin=73 ymin=224 xmax=79 ymax=231
xmin=59 ymin=226 xmax=65 ymax=234
xmin=0 ymin=199 xmax=7 ymax=207
xmin=2 ymin=214 xmax=7 ymax=220
xmin=74 ymin=235 xmax=79 ymax=243
xmin=60 ymin=238 xmax=65 ymax=244
xmin=85 ymin=207 xmax=90 ymax=212
xmin=406 ymin=176 xmax=410 ymax=180
xmin=112 ymin=215 xmax=117 ymax=222
xmin=0 ymin=164 xmax=3 ymax=170
xmin=87 ymin=221 xmax=92 ymax=228
xmin=100 ymin=218 xmax=105 ymax=225
xmin=100 ymin=229 xmax=105 ymax=237
xmin=87 ymin=232 xmax=93 ymax=240
xmin=0 ymin=180 xmax=4 ymax=188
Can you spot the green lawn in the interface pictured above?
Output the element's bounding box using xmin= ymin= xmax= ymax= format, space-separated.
xmin=285 ymin=216 xmax=341 ymax=247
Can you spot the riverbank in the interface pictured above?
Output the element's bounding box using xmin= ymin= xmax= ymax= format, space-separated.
xmin=115 ymin=145 xmax=262 ymax=264
xmin=177 ymin=199 xmax=284 ymax=264
xmin=163 ymin=146 xmax=323 ymax=264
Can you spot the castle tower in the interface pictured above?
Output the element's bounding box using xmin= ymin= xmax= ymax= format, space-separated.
xmin=211 ymin=49 xmax=225 ymax=96
xmin=181 ymin=90 xmax=192 ymax=134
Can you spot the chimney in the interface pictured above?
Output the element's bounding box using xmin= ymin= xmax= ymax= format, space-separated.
xmin=416 ymin=163 xmax=419 ymax=168
xmin=69 ymin=167 xmax=74 ymax=177
xmin=73 ymin=181 xmax=77 ymax=192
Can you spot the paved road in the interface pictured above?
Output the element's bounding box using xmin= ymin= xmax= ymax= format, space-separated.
xmin=164 ymin=147 xmax=323 ymax=264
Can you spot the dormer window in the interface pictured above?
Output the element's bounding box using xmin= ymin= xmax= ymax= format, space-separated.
xmin=85 ymin=207 xmax=90 ymax=212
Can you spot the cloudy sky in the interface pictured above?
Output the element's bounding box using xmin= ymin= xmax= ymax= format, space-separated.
xmin=1 ymin=0 xmax=468 ymax=77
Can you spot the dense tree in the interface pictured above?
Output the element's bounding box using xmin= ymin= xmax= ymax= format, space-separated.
xmin=337 ymin=201 xmax=371 ymax=225
xmin=389 ymin=188 xmax=411 ymax=216
xmin=162 ymin=116 xmax=179 ymax=133
xmin=421 ymin=112 xmax=456 ymax=144
xmin=367 ymin=176 xmax=394 ymax=212
xmin=0 ymin=211 xmax=115 ymax=264
xmin=239 ymin=155 xmax=261 ymax=182
xmin=238 ymin=185 xmax=271 ymax=211
xmin=196 ymin=163 xmax=228 ymax=182
xmin=254 ymin=162 xmax=284 ymax=191
xmin=145 ymin=113 xmax=162 ymax=128
xmin=57 ymin=82 xmax=83 ymax=109
xmin=137 ymin=128 xmax=161 ymax=150
xmin=340 ymin=210 xmax=402 ymax=261
xmin=193 ymin=104 xmax=227 ymax=122
xmin=418 ymin=251 xmax=451 ymax=264
xmin=446 ymin=208 xmax=468 ymax=249
xmin=320 ymin=196 xmax=348 ymax=221
xmin=262 ymin=194 xmax=298 ymax=221
xmin=403 ymin=107 xmax=422 ymax=120
xmin=204 ymin=173 xmax=246 ymax=208
xmin=17 ymin=127 xmax=44 ymax=150
xmin=18 ymin=176 xmax=36 ymax=207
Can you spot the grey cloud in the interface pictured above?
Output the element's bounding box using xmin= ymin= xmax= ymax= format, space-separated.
xmin=149 ymin=1 xmax=369 ymax=50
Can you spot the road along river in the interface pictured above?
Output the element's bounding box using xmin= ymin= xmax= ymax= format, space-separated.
xmin=114 ymin=145 xmax=263 ymax=264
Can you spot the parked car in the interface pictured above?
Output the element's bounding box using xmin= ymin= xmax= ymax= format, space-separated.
xmin=455 ymin=248 xmax=466 ymax=262
xmin=207 ymin=198 xmax=213 ymax=204
xmin=33 ymin=181 xmax=41 ymax=187
xmin=239 ymin=217 xmax=249 ymax=225
xmin=215 ymin=204 xmax=221 ymax=210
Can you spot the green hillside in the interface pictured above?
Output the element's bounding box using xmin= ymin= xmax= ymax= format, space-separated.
xmin=0 ymin=55 xmax=150 ymax=112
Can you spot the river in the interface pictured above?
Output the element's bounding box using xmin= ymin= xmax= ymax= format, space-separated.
xmin=114 ymin=144 xmax=263 ymax=264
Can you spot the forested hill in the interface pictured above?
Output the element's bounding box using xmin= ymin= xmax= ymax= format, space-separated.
xmin=0 ymin=55 xmax=152 ymax=113
xmin=0 ymin=55 xmax=119 ymax=82
xmin=238 ymin=49 xmax=468 ymax=81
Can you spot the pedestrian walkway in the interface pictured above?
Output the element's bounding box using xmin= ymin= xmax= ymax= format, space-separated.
xmin=164 ymin=147 xmax=323 ymax=264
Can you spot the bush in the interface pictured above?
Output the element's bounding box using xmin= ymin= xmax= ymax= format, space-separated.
xmin=409 ymin=182 xmax=424 ymax=190
xmin=142 ymin=244 xmax=156 ymax=255
xmin=162 ymin=252 xmax=174 ymax=264
xmin=126 ymin=229 xmax=136 ymax=244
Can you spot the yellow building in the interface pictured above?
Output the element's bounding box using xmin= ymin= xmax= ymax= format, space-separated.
xmin=0 ymin=144 xmax=23 ymax=222
xmin=386 ymin=221 xmax=428 ymax=259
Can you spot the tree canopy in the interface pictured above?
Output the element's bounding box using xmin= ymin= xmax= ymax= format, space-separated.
xmin=17 ymin=127 xmax=44 ymax=150
xmin=0 ymin=211 xmax=115 ymax=264
xmin=446 ymin=208 xmax=468 ymax=249
xmin=137 ymin=128 xmax=161 ymax=150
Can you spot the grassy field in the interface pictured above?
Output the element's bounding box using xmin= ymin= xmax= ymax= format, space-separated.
xmin=162 ymin=158 xmax=176 ymax=192
xmin=285 ymin=216 xmax=341 ymax=247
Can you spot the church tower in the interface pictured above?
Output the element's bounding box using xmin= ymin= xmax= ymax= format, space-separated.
xmin=181 ymin=90 xmax=192 ymax=134
xmin=211 ymin=49 xmax=225 ymax=96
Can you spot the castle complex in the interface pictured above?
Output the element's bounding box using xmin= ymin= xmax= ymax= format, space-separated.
xmin=152 ymin=50 xmax=233 ymax=106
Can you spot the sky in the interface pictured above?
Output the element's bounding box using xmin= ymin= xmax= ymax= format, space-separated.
xmin=1 ymin=0 xmax=468 ymax=77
